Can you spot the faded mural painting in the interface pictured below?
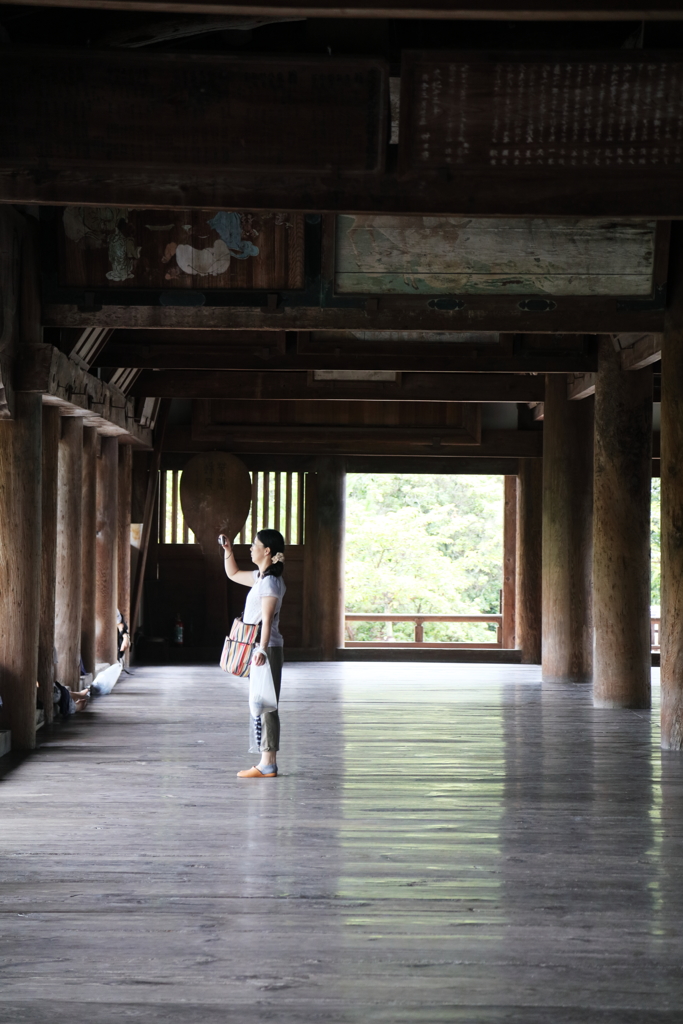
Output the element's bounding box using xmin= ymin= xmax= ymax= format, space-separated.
xmin=63 ymin=207 xmax=142 ymax=282
xmin=59 ymin=208 xmax=304 ymax=290
xmin=334 ymin=214 xmax=657 ymax=297
xmin=161 ymin=212 xmax=259 ymax=280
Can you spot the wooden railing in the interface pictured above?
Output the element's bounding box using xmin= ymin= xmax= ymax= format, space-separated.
xmin=346 ymin=615 xmax=663 ymax=651
xmin=345 ymin=613 xmax=503 ymax=648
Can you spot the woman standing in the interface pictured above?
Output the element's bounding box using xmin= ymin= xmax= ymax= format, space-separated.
xmin=220 ymin=529 xmax=286 ymax=778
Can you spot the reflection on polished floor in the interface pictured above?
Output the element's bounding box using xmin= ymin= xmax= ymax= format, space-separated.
xmin=1 ymin=663 xmax=682 ymax=1023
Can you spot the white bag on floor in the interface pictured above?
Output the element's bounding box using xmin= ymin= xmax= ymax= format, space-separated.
xmin=90 ymin=661 xmax=122 ymax=696
xmin=248 ymin=658 xmax=278 ymax=718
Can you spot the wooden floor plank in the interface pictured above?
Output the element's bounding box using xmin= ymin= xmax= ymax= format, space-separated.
xmin=0 ymin=662 xmax=681 ymax=1023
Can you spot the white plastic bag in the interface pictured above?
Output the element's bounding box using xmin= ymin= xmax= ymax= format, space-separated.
xmin=90 ymin=661 xmax=122 ymax=696
xmin=248 ymin=658 xmax=278 ymax=718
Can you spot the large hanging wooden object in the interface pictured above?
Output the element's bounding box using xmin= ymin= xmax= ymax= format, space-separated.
xmin=180 ymin=452 xmax=251 ymax=545
xmin=180 ymin=453 xmax=252 ymax=644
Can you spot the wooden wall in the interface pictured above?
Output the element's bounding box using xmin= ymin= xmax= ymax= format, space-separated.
xmin=143 ymin=544 xmax=305 ymax=653
xmin=193 ymin=399 xmax=482 ymax=448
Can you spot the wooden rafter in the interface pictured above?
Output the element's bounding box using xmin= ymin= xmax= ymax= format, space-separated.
xmin=567 ymin=372 xmax=598 ymax=401
xmin=621 ymin=334 xmax=663 ymax=370
xmin=128 ymin=369 xmax=547 ymax=402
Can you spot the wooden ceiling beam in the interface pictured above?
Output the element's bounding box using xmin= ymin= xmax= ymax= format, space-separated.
xmin=99 ymin=346 xmax=596 ymax=373
xmin=166 ymin=423 xmax=542 ymax=457
xmin=47 ymin=301 xmax=663 ymax=334
xmin=3 ymin=1 xmax=681 ymax=18
xmin=343 ymin=456 xmax=520 ymax=475
xmin=16 ymin=173 xmax=683 ymax=217
xmin=129 ymin=369 xmax=545 ymax=402
xmin=98 ymin=333 xmax=597 ymax=373
xmin=162 ymin=451 xmax=521 ymax=475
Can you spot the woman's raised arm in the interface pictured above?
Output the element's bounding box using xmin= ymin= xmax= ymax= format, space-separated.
xmin=219 ymin=535 xmax=256 ymax=587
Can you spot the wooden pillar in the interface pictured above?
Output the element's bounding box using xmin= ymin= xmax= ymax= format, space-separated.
xmin=130 ymin=402 xmax=170 ymax=642
xmin=38 ymin=406 xmax=60 ymax=724
xmin=308 ymin=457 xmax=346 ymax=660
xmin=96 ymin=436 xmax=119 ymax=666
xmin=0 ymin=393 xmax=42 ymax=750
xmin=593 ymin=336 xmax=652 ymax=709
xmin=516 ymin=458 xmax=542 ymax=664
xmin=80 ymin=427 xmax=98 ymax=676
xmin=302 ymin=470 xmax=319 ymax=651
xmin=55 ymin=416 xmax=83 ymax=689
xmin=661 ymin=225 xmax=683 ymax=748
xmin=502 ymin=475 xmax=517 ymax=649
xmin=542 ymin=376 xmax=594 ymax=682
xmin=661 ymin=325 xmax=683 ymax=746
xmin=118 ymin=444 xmax=133 ymax=644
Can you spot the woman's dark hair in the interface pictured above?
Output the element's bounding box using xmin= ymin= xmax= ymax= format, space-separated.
xmin=257 ymin=529 xmax=285 ymax=577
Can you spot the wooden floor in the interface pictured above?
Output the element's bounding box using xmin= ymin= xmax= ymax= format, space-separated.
xmin=1 ymin=662 xmax=682 ymax=1023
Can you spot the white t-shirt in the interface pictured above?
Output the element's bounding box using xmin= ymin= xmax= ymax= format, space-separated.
xmin=243 ymin=571 xmax=286 ymax=647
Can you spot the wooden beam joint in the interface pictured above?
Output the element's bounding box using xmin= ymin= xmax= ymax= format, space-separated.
xmin=567 ymin=372 xmax=597 ymax=401
xmin=18 ymin=345 xmax=152 ymax=447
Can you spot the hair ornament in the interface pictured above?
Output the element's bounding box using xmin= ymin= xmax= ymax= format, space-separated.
xmin=272 ymin=552 xmax=285 ymax=564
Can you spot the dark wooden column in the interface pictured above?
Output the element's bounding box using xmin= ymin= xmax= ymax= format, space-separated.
xmin=305 ymin=457 xmax=346 ymax=660
xmin=516 ymin=458 xmax=543 ymax=664
xmin=302 ymin=471 xmax=319 ymax=652
xmin=55 ymin=416 xmax=83 ymax=690
xmin=593 ymin=336 xmax=652 ymax=709
xmin=502 ymin=475 xmax=517 ymax=649
xmin=96 ymin=436 xmax=119 ymax=666
xmin=661 ymin=225 xmax=683 ymax=748
xmin=38 ymin=405 xmax=60 ymax=724
xmin=0 ymin=393 xmax=43 ymax=750
xmin=80 ymin=426 xmax=98 ymax=676
xmin=130 ymin=402 xmax=169 ymax=643
xmin=542 ymin=376 xmax=594 ymax=682
xmin=118 ymin=443 xmax=133 ymax=648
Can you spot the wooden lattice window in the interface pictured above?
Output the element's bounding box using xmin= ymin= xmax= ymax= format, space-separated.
xmin=239 ymin=471 xmax=305 ymax=545
xmin=158 ymin=469 xmax=305 ymax=545
xmin=159 ymin=470 xmax=195 ymax=544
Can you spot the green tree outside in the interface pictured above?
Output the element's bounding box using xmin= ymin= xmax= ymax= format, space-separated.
xmin=652 ymin=477 xmax=661 ymax=608
xmin=345 ymin=473 xmax=662 ymax=644
xmin=345 ymin=474 xmax=504 ymax=643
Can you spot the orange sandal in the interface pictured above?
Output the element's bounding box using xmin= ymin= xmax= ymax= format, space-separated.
xmin=237 ymin=766 xmax=277 ymax=778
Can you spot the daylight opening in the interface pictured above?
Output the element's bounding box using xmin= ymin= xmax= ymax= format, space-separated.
xmin=345 ymin=474 xmax=504 ymax=648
